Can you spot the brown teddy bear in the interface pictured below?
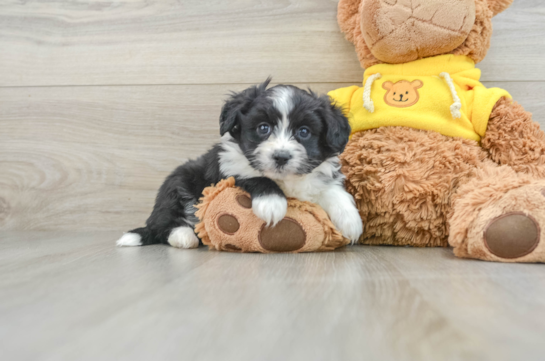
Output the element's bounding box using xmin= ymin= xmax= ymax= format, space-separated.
xmin=328 ymin=0 xmax=545 ymax=262
xmin=195 ymin=178 xmax=349 ymax=253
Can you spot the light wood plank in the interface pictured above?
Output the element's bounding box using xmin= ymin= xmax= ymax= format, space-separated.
xmin=1 ymin=82 xmax=544 ymax=231
xmin=0 ymin=82 xmax=343 ymax=231
xmin=0 ymin=0 xmax=362 ymax=86
xmin=1 ymin=231 xmax=545 ymax=361
xmin=0 ymin=0 xmax=543 ymax=87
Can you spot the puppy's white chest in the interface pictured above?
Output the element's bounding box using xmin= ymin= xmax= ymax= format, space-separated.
xmin=275 ymin=174 xmax=324 ymax=203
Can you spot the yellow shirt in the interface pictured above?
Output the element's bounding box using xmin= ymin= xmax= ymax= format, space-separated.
xmin=328 ymin=55 xmax=511 ymax=141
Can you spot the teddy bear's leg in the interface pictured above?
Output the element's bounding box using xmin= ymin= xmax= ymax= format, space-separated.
xmin=449 ymin=164 xmax=545 ymax=263
xmin=481 ymin=97 xmax=545 ymax=178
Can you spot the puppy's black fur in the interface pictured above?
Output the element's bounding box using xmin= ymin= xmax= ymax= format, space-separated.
xmin=127 ymin=79 xmax=349 ymax=246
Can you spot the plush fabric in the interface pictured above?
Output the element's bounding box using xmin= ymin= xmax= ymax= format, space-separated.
xmin=340 ymin=126 xmax=488 ymax=247
xmin=335 ymin=0 xmax=545 ymax=262
xmin=195 ymin=178 xmax=349 ymax=253
xmin=359 ymin=0 xmax=476 ymax=64
xmin=449 ymin=164 xmax=545 ymax=263
xmin=338 ymin=0 xmax=494 ymax=68
xmin=482 ymin=97 xmax=545 ymax=178
xmin=329 ymin=55 xmax=511 ymax=141
xmin=487 ymin=0 xmax=514 ymax=16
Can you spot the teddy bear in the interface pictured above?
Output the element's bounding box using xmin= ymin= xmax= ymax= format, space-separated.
xmin=328 ymin=0 xmax=545 ymax=262
xmin=195 ymin=178 xmax=350 ymax=253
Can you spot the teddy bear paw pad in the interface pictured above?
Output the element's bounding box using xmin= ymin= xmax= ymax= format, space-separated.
xmin=217 ymin=214 xmax=240 ymax=234
xmin=258 ymin=218 xmax=306 ymax=252
xmin=236 ymin=195 xmax=252 ymax=209
xmin=484 ymin=212 xmax=540 ymax=259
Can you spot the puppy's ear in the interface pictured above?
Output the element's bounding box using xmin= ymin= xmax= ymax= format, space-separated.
xmin=319 ymin=95 xmax=351 ymax=155
xmin=219 ymin=78 xmax=271 ymax=136
xmin=219 ymin=98 xmax=242 ymax=136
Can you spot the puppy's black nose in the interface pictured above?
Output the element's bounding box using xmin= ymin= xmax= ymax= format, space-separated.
xmin=273 ymin=150 xmax=292 ymax=166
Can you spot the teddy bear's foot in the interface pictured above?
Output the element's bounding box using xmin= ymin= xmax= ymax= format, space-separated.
xmin=450 ymin=166 xmax=545 ymax=263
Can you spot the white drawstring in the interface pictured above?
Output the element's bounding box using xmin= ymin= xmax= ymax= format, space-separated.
xmin=363 ymin=73 xmax=382 ymax=113
xmin=440 ymin=72 xmax=462 ymax=119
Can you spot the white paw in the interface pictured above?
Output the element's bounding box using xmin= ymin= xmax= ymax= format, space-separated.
xmin=330 ymin=206 xmax=363 ymax=245
xmin=116 ymin=233 xmax=142 ymax=247
xmin=168 ymin=227 xmax=200 ymax=249
xmin=252 ymin=194 xmax=288 ymax=227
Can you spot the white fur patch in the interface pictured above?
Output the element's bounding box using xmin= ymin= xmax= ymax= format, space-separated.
xmin=219 ymin=134 xmax=261 ymax=179
xmin=168 ymin=227 xmax=200 ymax=249
xmin=275 ymin=157 xmax=343 ymax=202
xmin=270 ymin=86 xmax=294 ymax=125
xmin=116 ymin=233 xmax=142 ymax=247
xmin=252 ymin=194 xmax=288 ymax=226
xmin=317 ymin=185 xmax=363 ymax=244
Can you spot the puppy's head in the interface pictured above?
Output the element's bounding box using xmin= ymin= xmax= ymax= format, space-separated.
xmin=220 ymin=79 xmax=350 ymax=179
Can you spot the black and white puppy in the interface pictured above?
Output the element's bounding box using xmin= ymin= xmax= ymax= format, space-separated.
xmin=116 ymin=79 xmax=363 ymax=248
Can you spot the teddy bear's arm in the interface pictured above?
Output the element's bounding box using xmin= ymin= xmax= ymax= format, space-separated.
xmin=481 ymin=97 xmax=545 ymax=178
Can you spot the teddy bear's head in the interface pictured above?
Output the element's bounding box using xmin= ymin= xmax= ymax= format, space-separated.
xmin=338 ymin=0 xmax=513 ymax=68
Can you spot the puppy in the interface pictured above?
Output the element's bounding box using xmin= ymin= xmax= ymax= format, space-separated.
xmin=116 ymin=79 xmax=363 ymax=248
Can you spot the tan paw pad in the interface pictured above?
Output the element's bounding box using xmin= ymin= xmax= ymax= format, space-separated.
xmin=258 ymin=218 xmax=306 ymax=252
xmin=484 ymin=212 xmax=540 ymax=259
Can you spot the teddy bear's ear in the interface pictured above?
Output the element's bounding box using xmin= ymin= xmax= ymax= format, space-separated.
xmin=410 ymin=80 xmax=423 ymax=89
xmin=219 ymin=78 xmax=271 ymax=137
xmin=486 ymin=0 xmax=513 ymax=16
xmin=382 ymin=81 xmax=393 ymax=91
xmin=337 ymin=0 xmax=363 ymax=44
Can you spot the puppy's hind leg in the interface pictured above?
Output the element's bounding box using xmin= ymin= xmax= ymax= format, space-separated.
xmin=116 ymin=220 xmax=200 ymax=249
xmin=165 ymin=197 xmax=201 ymax=249
xmin=117 ymin=184 xmax=201 ymax=249
xmin=166 ymin=226 xmax=200 ymax=249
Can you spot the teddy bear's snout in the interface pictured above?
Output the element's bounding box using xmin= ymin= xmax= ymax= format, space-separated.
xmin=360 ymin=0 xmax=476 ymax=64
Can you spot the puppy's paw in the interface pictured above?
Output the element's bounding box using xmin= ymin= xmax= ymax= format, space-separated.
xmin=168 ymin=226 xmax=200 ymax=249
xmin=330 ymin=206 xmax=363 ymax=245
xmin=252 ymin=194 xmax=287 ymax=227
xmin=116 ymin=233 xmax=142 ymax=247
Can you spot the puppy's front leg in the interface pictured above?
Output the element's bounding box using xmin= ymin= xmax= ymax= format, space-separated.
xmin=237 ymin=177 xmax=287 ymax=226
xmin=318 ymin=186 xmax=363 ymax=244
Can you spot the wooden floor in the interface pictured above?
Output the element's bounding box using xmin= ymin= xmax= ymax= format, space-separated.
xmin=2 ymin=231 xmax=545 ymax=361
xmin=1 ymin=0 xmax=545 ymax=360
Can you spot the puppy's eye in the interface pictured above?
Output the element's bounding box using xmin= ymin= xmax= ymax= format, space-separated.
xmin=393 ymin=92 xmax=396 ymax=95
xmin=257 ymin=123 xmax=271 ymax=136
xmin=297 ymin=127 xmax=311 ymax=140
xmin=406 ymin=91 xmax=408 ymax=94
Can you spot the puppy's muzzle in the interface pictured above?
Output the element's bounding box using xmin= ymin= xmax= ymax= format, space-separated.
xmin=272 ymin=150 xmax=292 ymax=167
